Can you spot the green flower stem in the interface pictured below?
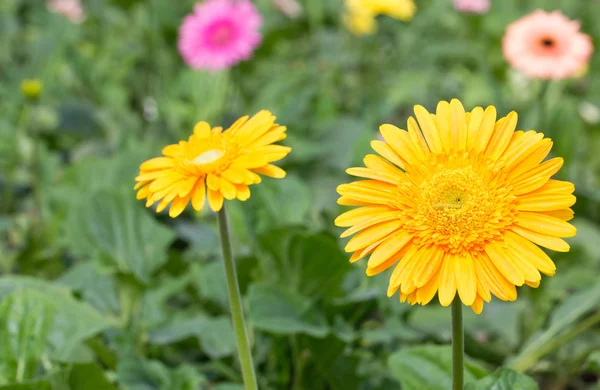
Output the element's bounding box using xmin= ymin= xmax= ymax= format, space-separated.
xmin=452 ymin=297 xmax=464 ymax=390
xmin=217 ymin=205 xmax=258 ymax=390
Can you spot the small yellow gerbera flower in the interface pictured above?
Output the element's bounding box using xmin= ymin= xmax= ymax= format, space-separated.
xmin=135 ymin=110 xmax=290 ymax=217
xmin=344 ymin=0 xmax=416 ymax=35
xmin=335 ymin=99 xmax=576 ymax=314
xmin=21 ymin=79 xmax=43 ymax=101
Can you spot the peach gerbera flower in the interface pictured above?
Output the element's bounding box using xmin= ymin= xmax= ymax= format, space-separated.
xmin=503 ymin=10 xmax=593 ymax=80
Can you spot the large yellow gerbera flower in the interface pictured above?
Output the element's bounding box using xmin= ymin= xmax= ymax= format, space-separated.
xmin=135 ymin=110 xmax=290 ymax=217
xmin=335 ymin=99 xmax=576 ymax=314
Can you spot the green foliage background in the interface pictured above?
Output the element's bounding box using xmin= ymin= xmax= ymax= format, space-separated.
xmin=1 ymin=0 xmax=600 ymax=388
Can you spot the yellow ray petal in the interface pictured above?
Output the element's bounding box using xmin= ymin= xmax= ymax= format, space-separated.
xmin=191 ymin=179 xmax=206 ymax=211
xmin=379 ymin=125 xmax=422 ymax=166
xmin=367 ymin=231 xmax=412 ymax=268
xmin=414 ymin=105 xmax=443 ymax=153
xmin=450 ymin=99 xmax=468 ymax=151
xmin=509 ymin=225 xmax=570 ymax=252
xmin=473 ymin=106 xmax=497 ymax=153
xmin=485 ymin=111 xmax=518 ymax=161
xmin=511 ymin=157 xmax=563 ymax=195
xmin=438 ymin=254 xmax=457 ymax=306
xmin=415 ymin=266 xmax=441 ymax=305
xmin=235 ymin=184 xmax=250 ymax=201
xmin=406 ymin=117 xmax=430 ymax=157
xmin=539 ymin=208 xmax=574 ymax=221
xmin=140 ymin=157 xmax=174 ymax=171
xmin=454 ymin=252 xmax=477 ymax=306
xmin=335 ymin=206 xmax=395 ymax=227
xmin=220 ymin=179 xmax=237 ymax=200
xmin=485 ymin=243 xmax=525 ymax=286
xmin=515 ymin=211 xmax=576 ymax=238
xmin=435 ymin=101 xmax=452 ymax=152
xmin=169 ymin=194 xmax=192 ymax=218
xmin=471 ymin=295 xmax=484 ymax=314
xmin=344 ymin=220 xmax=403 ymax=252
xmin=254 ymin=164 xmax=286 ymax=178
xmin=370 ymin=140 xmax=407 ymax=169
xmin=207 ymin=189 xmax=224 ymax=212
xmin=412 ymin=246 xmax=444 ymax=288
xmin=465 ymin=106 xmax=484 ymax=150
xmin=340 ymin=211 xmax=400 ymax=238
xmin=504 ymin=231 xmax=556 ymax=275
xmin=193 ymin=121 xmax=211 ymax=138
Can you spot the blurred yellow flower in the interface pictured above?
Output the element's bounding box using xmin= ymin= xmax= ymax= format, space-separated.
xmin=135 ymin=110 xmax=290 ymax=217
xmin=344 ymin=0 xmax=416 ymax=35
xmin=335 ymin=99 xmax=575 ymax=314
xmin=20 ymin=79 xmax=43 ymax=101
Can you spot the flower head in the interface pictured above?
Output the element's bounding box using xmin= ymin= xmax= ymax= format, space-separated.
xmin=20 ymin=79 xmax=43 ymax=101
xmin=453 ymin=0 xmax=490 ymax=14
xmin=335 ymin=99 xmax=576 ymax=314
xmin=503 ymin=10 xmax=593 ymax=80
xmin=135 ymin=111 xmax=290 ymax=217
xmin=344 ymin=0 xmax=416 ymax=35
xmin=178 ymin=0 xmax=262 ymax=71
xmin=47 ymin=0 xmax=86 ymax=24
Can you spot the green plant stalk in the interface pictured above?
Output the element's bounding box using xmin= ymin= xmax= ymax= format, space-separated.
xmin=452 ymin=297 xmax=464 ymax=390
xmin=510 ymin=310 xmax=600 ymax=372
xmin=217 ymin=205 xmax=258 ymax=390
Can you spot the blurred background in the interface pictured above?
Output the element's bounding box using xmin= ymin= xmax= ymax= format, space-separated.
xmin=1 ymin=0 xmax=600 ymax=389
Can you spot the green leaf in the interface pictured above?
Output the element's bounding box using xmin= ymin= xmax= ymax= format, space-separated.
xmin=117 ymin=355 xmax=205 ymax=390
xmin=192 ymin=262 xmax=229 ymax=309
xmin=0 ymin=277 xmax=112 ymax=362
xmin=149 ymin=314 xmax=236 ymax=359
xmin=196 ymin=317 xmax=237 ymax=359
xmin=0 ymin=290 xmax=54 ymax=364
xmin=388 ymin=345 xmax=488 ymax=390
xmin=0 ymin=363 xmax=115 ymax=390
xmin=58 ymin=263 xmax=120 ymax=315
xmin=247 ymin=283 xmax=329 ymax=337
xmin=64 ymin=189 xmax=175 ymax=283
xmin=509 ymin=281 xmax=600 ymax=371
xmin=465 ymin=368 xmax=538 ymax=390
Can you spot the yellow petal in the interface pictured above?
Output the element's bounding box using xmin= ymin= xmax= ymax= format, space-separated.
xmin=438 ymin=254 xmax=457 ymax=306
xmin=191 ymin=180 xmax=206 ymax=211
xmin=411 ymin=246 xmax=444 ymax=288
xmin=344 ymin=220 xmax=403 ymax=252
xmin=220 ymin=179 xmax=237 ymax=200
xmin=335 ymin=206 xmax=395 ymax=227
xmin=367 ymin=230 xmax=412 ymax=268
xmin=193 ymin=121 xmax=211 ymax=138
xmin=235 ymin=184 xmax=250 ymax=201
xmin=140 ymin=157 xmax=174 ymax=171
xmin=511 ymin=158 xmax=563 ymax=195
xmin=414 ymin=105 xmax=443 ymax=154
xmin=206 ymin=174 xmax=221 ymax=191
xmin=340 ymin=211 xmax=400 ymax=238
xmin=473 ymin=106 xmax=497 ymax=153
xmin=136 ymin=185 xmax=150 ymax=200
xmin=504 ymin=231 xmax=556 ymax=276
xmin=485 ymin=111 xmax=518 ymax=161
xmin=485 ymin=243 xmax=524 ymax=286
xmin=515 ymin=212 xmax=576 ymax=237
xmin=207 ymin=189 xmax=224 ymax=212
xmin=253 ymin=164 xmax=286 ymax=178
xmin=370 ymin=140 xmax=407 ymax=169
xmin=510 ymin=226 xmax=570 ymax=252
xmin=450 ymin=99 xmax=468 ymax=151
xmin=454 ymin=252 xmax=476 ymax=306
xmin=466 ymin=107 xmax=484 ymax=150
xmin=471 ymin=295 xmax=484 ymax=314
xmin=169 ymin=195 xmax=191 ymax=218
xmin=415 ymin=266 xmax=441 ymax=305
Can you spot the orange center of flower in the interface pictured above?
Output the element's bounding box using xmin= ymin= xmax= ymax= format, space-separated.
xmin=406 ymin=159 xmax=516 ymax=254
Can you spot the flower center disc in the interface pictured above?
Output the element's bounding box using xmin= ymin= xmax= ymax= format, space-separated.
xmin=412 ymin=166 xmax=509 ymax=253
xmin=193 ymin=149 xmax=224 ymax=165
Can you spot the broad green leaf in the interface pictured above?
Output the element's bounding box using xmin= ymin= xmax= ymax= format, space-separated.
xmin=0 ymin=290 xmax=54 ymax=382
xmin=196 ymin=317 xmax=237 ymax=359
xmin=192 ymin=262 xmax=229 ymax=309
xmin=465 ymin=368 xmax=538 ymax=390
xmin=213 ymin=384 xmax=244 ymax=390
xmin=58 ymin=263 xmax=120 ymax=315
xmin=0 ymin=277 xmax=112 ymax=362
xmin=117 ymin=355 xmax=205 ymax=390
xmin=388 ymin=345 xmax=488 ymax=390
xmin=247 ymin=283 xmax=329 ymax=337
xmin=64 ymin=189 xmax=175 ymax=284
xmin=0 ymin=363 xmax=114 ymax=390
xmin=509 ymin=281 xmax=600 ymax=371
xmin=149 ymin=314 xmax=236 ymax=359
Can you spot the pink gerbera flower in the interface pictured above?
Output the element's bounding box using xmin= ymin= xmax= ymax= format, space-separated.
xmin=178 ymin=0 xmax=263 ymax=72
xmin=503 ymin=10 xmax=593 ymax=80
xmin=453 ymin=0 xmax=490 ymax=14
xmin=47 ymin=0 xmax=86 ymax=24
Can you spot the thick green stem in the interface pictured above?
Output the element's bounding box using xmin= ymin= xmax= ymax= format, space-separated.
xmin=217 ymin=205 xmax=258 ymax=390
xmin=452 ymin=297 xmax=464 ymax=390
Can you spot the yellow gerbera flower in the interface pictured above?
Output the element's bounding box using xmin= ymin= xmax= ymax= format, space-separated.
xmin=135 ymin=110 xmax=290 ymax=217
xmin=335 ymin=99 xmax=576 ymax=314
xmin=344 ymin=0 xmax=416 ymax=35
